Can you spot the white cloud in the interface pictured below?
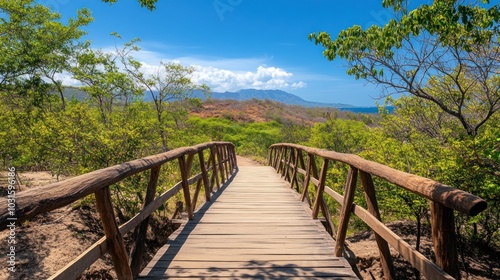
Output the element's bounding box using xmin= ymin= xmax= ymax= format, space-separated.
xmin=56 ymin=45 xmax=307 ymax=92
xmin=52 ymin=72 xmax=82 ymax=87
xmin=118 ymin=47 xmax=307 ymax=92
xmin=190 ymin=65 xmax=306 ymax=92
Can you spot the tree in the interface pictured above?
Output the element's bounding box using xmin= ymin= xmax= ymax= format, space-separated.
xmin=116 ymin=39 xmax=210 ymax=151
xmin=72 ymin=47 xmax=142 ymax=122
xmin=0 ymin=0 xmax=92 ymax=109
xmin=309 ymin=0 xmax=500 ymax=136
xmin=102 ymin=0 xmax=158 ymax=10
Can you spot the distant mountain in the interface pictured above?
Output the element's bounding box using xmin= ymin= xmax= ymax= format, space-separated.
xmin=65 ymin=87 xmax=386 ymax=113
xmin=62 ymin=87 xmax=88 ymax=101
xmin=192 ymin=89 xmax=356 ymax=108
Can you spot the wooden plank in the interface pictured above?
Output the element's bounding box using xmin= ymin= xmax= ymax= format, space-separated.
xmin=142 ymin=267 xmax=357 ymax=278
xmin=151 ymin=259 xmax=348 ymax=269
xmin=140 ymin=166 xmax=357 ymax=279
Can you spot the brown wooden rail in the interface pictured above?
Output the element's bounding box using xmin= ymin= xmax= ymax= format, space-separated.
xmin=0 ymin=142 xmax=237 ymax=280
xmin=268 ymin=143 xmax=487 ymax=280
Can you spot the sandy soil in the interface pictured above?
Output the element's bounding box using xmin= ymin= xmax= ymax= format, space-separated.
xmin=236 ymin=155 xmax=263 ymax=166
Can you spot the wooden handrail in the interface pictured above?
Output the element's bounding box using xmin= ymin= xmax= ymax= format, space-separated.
xmin=268 ymin=143 xmax=487 ymax=280
xmin=270 ymin=143 xmax=486 ymax=216
xmin=0 ymin=142 xmax=236 ymax=280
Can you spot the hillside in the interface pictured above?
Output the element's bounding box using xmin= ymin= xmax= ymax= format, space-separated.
xmin=191 ymin=89 xmax=355 ymax=108
xmin=189 ymin=98 xmax=376 ymax=125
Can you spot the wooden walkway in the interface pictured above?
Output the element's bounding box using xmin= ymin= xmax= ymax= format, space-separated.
xmin=139 ymin=166 xmax=358 ymax=279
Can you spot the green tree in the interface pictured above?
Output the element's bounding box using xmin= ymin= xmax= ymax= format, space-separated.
xmin=117 ymin=39 xmax=210 ymax=151
xmin=72 ymin=47 xmax=142 ymax=123
xmin=102 ymin=0 xmax=158 ymax=10
xmin=0 ymin=0 xmax=92 ymax=109
xmin=309 ymin=0 xmax=500 ymax=136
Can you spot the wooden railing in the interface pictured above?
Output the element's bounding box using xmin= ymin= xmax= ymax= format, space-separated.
xmin=0 ymin=142 xmax=237 ymax=280
xmin=268 ymin=143 xmax=487 ymax=280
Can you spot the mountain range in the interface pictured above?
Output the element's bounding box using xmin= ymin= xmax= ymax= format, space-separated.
xmin=191 ymin=89 xmax=356 ymax=108
xmin=63 ymin=87 xmax=384 ymax=113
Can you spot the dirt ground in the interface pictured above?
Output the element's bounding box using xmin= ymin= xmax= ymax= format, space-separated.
xmin=346 ymin=221 xmax=500 ymax=280
xmin=1 ymin=164 xmax=499 ymax=279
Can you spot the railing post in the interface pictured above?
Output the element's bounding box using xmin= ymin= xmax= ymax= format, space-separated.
xmin=300 ymin=154 xmax=313 ymax=203
xmin=296 ymin=150 xmax=306 ymax=191
xmin=94 ymin=186 xmax=133 ymax=280
xmin=277 ymin=146 xmax=286 ymax=174
xmin=283 ymin=146 xmax=293 ymax=181
xmin=268 ymin=147 xmax=273 ymax=166
xmin=209 ymin=146 xmax=220 ymax=191
xmin=290 ymin=149 xmax=300 ymax=191
xmin=199 ymin=150 xmax=211 ymax=202
xmin=216 ymin=145 xmax=226 ymax=183
xmin=129 ymin=166 xmax=161 ymax=279
xmin=223 ymin=145 xmax=230 ymax=179
xmin=232 ymin=145 xmax=237 ymax=170
xmin=312 ymin=159 xmax=329 ymax=218
xmin=272 ymin=146 xmax=281 ymax=169
xmin=431 ymin=201 xmax=460 ymax=279
xmin=360 ymin=171 xmax=395 ymax=280
xmin=178 ymin=155 xmax=194 ymax=220
xmin=334 ymin=166 xmax=358 ymax=257
xmin=279 ymin=146 xmax=287 ymax=177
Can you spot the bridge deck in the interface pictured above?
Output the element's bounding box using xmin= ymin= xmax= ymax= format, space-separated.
xmin=139 ymin=166 xmax=358 ymax=279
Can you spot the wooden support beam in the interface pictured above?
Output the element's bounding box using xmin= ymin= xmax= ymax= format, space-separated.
xmin=95 ymin=187 xmax=133 ymax=280
xmin=301 ymin=154 xmax=313 ymax=203
xmin=223 ymin=145 xmax=230 ymax=179
xmin=198 ymin=150 xmax=211 ymax=202
xmin=129 ymin=166 xmax=161 ymax=279
xmin=290 ymin=149 xmax=300 ymax=191
xmin=191 ymin=179 xmax=202 ymax=212
xmin=185 ymin=153 xmax=195 ymax=177
xmin=209 ymin=146 xmax=220 ymax=191
xmin=178 ymin=156 xmax=194 ymax=220
xmin=334 ymin=166 xmax=358 ymax=257
xmin=216 ymin=146 xmax=226 ymax=183
xmin=312 ymin=159 xmax=329 ymax=219
xmin=360 ymin=171 xmax=395 ymax=280
xmin=287 ymin=148 xmax=293 ymax=182
xmin=272 ymin=147 xmax=280 ymax=169
xmin=431 ymin=201 xmax=460 ymax=280
xmin=277 ymin=147 xmax=285 ymax=175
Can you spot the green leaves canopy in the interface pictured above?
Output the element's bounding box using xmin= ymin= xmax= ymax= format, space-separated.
xmin=309 ymin=0 xmax=500 ymax=136
xmin=102 ymin=0 xmax=158 ymax=10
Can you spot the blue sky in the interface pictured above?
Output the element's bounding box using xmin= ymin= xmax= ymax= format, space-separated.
xmin=40 ymin=0 xmax=417 ymax=106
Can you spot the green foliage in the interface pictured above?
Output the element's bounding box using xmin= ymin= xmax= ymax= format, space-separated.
xmin=309 ymin=0 xmax=500 ymax=136
xmin=0 ymin=0 xmax=92 ymax=109
xmin=102 ymin=0 xmax=158 ymax=10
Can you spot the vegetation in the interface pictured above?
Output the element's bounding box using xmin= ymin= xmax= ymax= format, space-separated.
xmin=0 ymin=1 xmax=499 ymax=278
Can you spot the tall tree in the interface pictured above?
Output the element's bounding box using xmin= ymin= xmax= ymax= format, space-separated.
xmin=102 ymin=0 xmax=158 ymax=10
xmin=0 ymin=0 xmax=92 ymax=109
xmin=309 ymin=0 xmax=500 ymax=136
xmin=116 ymin=39 xmax=210 ymax=151
xmin=72 ymin=47 xmax=142 ymax=122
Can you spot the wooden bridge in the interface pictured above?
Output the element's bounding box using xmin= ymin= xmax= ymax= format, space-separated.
xmin=0 ymin=142 xmax=487 ymax=280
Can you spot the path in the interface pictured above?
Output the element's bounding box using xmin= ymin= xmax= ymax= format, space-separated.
xmin=139 ymin=164 xmax=357 ymax=279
